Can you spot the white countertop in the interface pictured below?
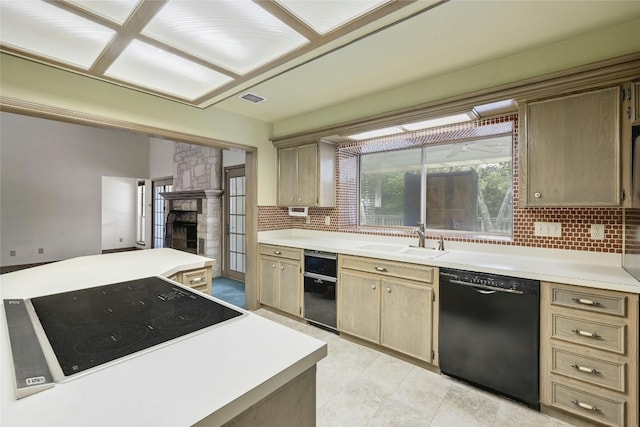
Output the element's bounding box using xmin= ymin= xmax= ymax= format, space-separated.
xmin=259 ymin=229 xmax=640 ymax=293
xmin=0 ymin=249 xmax=327 ymax=427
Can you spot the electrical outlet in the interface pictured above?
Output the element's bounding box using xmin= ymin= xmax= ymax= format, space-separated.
xmin=38 ymin=248 xmax=44 ymax=254
xmin=324 ymin=216 xmax=331 ymax=225
xmin=305 ymin=215 xmax=311 ymax=224
xmin=119 ymin=237 xmax=123 ymax=242
xmin=591 ymin=224 xmax=605 ymax=240
xmin=9 ymin=250 xmax=16 ymax=256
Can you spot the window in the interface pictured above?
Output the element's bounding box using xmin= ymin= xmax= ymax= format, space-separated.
xmin=359 ymin=128 xmax=513 ymax=235
xmin=152 ymin=179 xmax=172 ymax=248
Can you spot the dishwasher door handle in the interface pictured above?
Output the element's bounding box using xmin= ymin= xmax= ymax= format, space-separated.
xmin=474 ymin=288 xmax=497 ymax=295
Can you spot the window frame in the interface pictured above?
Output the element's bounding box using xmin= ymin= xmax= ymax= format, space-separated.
xmin=351 ymin=118 xmax=515 ymax=238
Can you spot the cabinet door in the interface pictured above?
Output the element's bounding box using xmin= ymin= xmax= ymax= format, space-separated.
xmin=381 ymin=278 xmax=433 ymax=362
xmin=523 ymin=86 xmax=621 ymax=206
xmin=296 ymin=144 xmax=318 ymax=206
xmin=339 ymin=270 xmax=380 ymax=343
xmin=278 ymin=260 xmax=301 ymax=316
xmin=277 ymin=146 xmax=298 ymax=206
xmin=259 ymin=256 xmax=279 ymax=308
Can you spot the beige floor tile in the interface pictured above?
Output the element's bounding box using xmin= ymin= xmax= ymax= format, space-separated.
xmin=494 ymin=400 xmax=575 ymax=427
xmin=254 ymin=309 xmax=576 ymax=427
xmin=429 ymin=384 xmax=499 ymax=427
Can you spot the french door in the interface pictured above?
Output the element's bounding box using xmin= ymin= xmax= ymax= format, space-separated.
xmin=224 ymin=166 xmax=246 ymax=281
xmin=152 ymin=178 xmax=173 ymax=249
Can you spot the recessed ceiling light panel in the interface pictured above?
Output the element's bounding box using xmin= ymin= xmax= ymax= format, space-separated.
xmin=472 ymin=99 xmax=517 ymax=118
xmin=0 ymin=1 xmax=116 ymax=69
xmin=348 ymin=126 xmax=404 ymax=140
xmin=402 ymin=113 xmax=473 ymax=131
xmin=275 ymin=0 xmax=390 ymax=34
xmin=141 ymin=0 xmax=309 ymax=75
xmin=65 ymin=0 xmax=141 ymax=25
xmin=105 ymin=40 xmax=234 ymax=101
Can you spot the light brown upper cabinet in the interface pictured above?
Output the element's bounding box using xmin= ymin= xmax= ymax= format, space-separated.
xmin=519 ymin=85 xmax=626 ymax=207
xmin=277 ymin=141 xmax=335 ymax=207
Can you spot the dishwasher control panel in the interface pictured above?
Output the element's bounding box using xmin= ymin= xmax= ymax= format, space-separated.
xmin=440 ymin=268 xmax=539 ymax=294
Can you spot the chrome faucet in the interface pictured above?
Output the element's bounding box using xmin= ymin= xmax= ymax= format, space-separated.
xmin=437 ymin=235 xmax=445 ymax=251
xmin=413 ymin=223 xmax=426 ymax=248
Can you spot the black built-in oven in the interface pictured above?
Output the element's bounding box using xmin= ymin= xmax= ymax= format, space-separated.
xmin=303 ymin=250 xmax=337 ymax=332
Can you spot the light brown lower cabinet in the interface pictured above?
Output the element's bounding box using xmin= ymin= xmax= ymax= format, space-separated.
xmin=258 ymin=244 xmax=303 ymax=317
xmin=338 ymin=255 xmax=437 ymax=364
xmin=540 ymin=282 xmax=639 ymax=427
xmin=168 ymin=264 xmax=213 ymax=295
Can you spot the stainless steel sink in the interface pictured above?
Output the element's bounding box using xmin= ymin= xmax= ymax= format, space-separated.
xmin=355 ymin=243 xmax=447 ymax=259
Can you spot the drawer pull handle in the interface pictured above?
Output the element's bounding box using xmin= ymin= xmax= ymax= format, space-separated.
xmin=274 ymin=251 xmax=282 ymax=255
xmin=375 ymin=267 xmax=388 ymax=272
xmin=572 ymin=400 xmax=601 ymax=413
xmin=572 ymin=329 xmax=600 ymax=338
xmin=386 ymin=288 xmax=391 ymax=293
xmin=189 ymin=277 xmax=203 ymax=283
xmin=571 ymin=364 xmax=600 ymax=375
xmin=371 ymin=284 xmax=376 ymax=290
xmin=572 ymin=298 xmax=601 ymax=306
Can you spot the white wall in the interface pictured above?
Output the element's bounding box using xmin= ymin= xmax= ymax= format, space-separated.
xmin=223 ymin=149 xmax=246 ymax=167
xmin=101 ymin=177 xmax=138 ymax=250
xmin=0 ymin=112 xmax=150 ymax=266
xmin=149 ymin=137 xmax=174 ymax=179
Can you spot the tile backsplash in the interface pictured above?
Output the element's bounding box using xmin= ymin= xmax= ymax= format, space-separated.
xmin=259 ymin=114 xmax=623 ymax=253
xmin=257 ymin=205 xmax=622 ymax=253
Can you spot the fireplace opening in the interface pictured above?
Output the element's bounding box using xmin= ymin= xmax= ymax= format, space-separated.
xmin=165 ymin=210 xmax=197 ymax=254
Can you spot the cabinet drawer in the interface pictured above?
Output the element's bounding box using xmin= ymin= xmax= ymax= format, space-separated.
xmin=182 ymin=268 xmax=208 ymax=287
xmin=341 ymin=256 xmax=434 ymax=283
xmin=551 ymin=284 xmax=626 ymax=317
xmin=190 ymin=283 xmax=209 ymax=294
xmin=551 ymin=347 xmax=625 ymax=392
xmin=550 ymin=382 xmax=625 ymax=427
xmin=551 ymin=313 xmax=626 ymax=355
xmin=260 ymin=245 xmax=302 ymax=261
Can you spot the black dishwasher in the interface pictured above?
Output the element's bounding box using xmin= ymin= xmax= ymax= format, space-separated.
xmin=439 ymin=268 xmax=540 ymax=409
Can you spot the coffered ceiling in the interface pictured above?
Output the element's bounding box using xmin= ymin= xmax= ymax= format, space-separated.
xmin=1 ymin=1 xmax=640 ymax=124
xmin=0 ymin=0 xmax=435 ymax=107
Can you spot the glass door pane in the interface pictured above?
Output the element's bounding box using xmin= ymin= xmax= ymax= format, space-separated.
xmin=224 ymin=167 xmax=245 ymax=280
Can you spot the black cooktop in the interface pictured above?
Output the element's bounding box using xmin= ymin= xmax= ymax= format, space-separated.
xmin=30 ymin=276 xmax=243 ymax=377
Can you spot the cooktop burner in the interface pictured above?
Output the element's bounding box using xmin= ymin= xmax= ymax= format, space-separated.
xmin=29 ymin=276 xmax=243 ymax=378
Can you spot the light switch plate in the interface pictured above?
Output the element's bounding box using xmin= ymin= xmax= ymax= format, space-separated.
xmin=534 ymin=222 xmax=562 ymax=237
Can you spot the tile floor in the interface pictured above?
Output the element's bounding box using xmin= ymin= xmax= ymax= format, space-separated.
xmin=255 ymin=308 xmax=575 ymax=427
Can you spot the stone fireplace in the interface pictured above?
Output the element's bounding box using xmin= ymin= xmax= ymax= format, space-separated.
xmin=160 ymin=143 xmax=222 ymax=276
xmin=165 ymin=210 xmax=197 ymax=254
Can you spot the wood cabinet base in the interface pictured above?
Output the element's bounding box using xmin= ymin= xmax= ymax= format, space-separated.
xmin=196 ymin=366 xmax=317 ymax=427
xmin=339 ymin=331 xmax=440 ymax=375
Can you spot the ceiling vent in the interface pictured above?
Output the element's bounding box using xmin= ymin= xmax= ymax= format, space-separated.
xmin=240 ymin=93 xmax=266 ymax=104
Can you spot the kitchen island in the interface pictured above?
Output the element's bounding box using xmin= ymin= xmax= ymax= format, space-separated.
xmin=0 ymin=249 xmax=327 ymax=427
